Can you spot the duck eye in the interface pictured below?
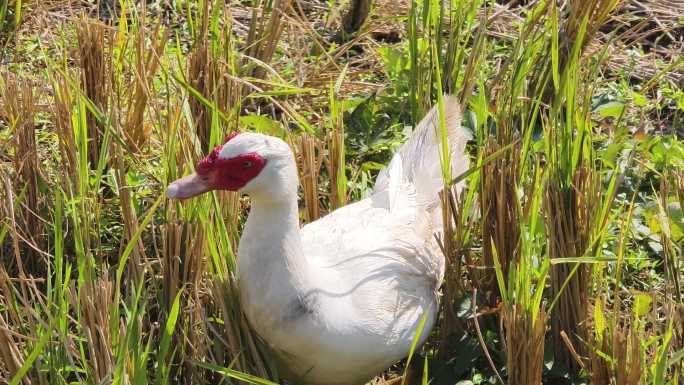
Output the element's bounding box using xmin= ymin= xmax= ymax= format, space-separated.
xmin=242 ymin=161 xmax=253 ymax=168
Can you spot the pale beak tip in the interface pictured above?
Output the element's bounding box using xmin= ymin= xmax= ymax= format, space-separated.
xmin=166 ymin=183 xmax=180 ymax=199
xmin=166 ymin=173 xmax=210 ymax=200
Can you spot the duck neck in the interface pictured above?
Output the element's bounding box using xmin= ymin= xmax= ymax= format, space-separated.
xmin=238 ymin=173 xmax=311 ymax=319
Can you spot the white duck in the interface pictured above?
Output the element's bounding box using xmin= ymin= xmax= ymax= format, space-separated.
xmin=167 ymin=96 xmax=469 ymax=385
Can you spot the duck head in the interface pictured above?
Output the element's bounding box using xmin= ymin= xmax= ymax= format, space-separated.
xmin=167 ymin=132 xmax=296 ymax=200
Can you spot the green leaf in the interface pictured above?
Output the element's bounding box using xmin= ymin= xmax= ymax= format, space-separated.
xmin=652 ymin=320 xmax=673 ymax=385
xmin=645 ymin=202 xmax=683 ymax=242
xmin=240 ymin=115 xmax=285 ymax=137
xmin=667 ymin=347 xmax=684 ymax=368
xmin=421 ymin=356 xmax=429 ymax=385
xmin=633 ymin=293 xmax=652 ymax=318
xmin=490 ymin=240 xmax=508 ymax=304
xmin=630 ymin=91 xmax=649 ymax=107
xmin=550 ymin=2 xmax=560 ymax=91
xmin=472 ymin=373 xmax=484 ymax=384
xmin=195 ymin=361 xmax=279 ymax=385
xmin=157 ymin=287 xmax=184 ymax=385
xmin=594 ymin=299 xmax=605 ymax=340
xmin=10 ymin=327 xmax=51 ymax=385
xmin=401 ymin=304 xmax=432 ymax=385
xmin=549 ymin=256 xmax=618 ymax=264
xmin=594 ymin=101 xmax=625 ymax=119
xmin=450 ymin=139 xmax=517 ymax=186
xmin=334 ymin=63 xmax=349 ymax=95
xmin=14 ymin=0 xmax=22 ymax=27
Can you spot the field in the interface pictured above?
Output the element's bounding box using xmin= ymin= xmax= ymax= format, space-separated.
xmin=0 ymin=0 xmax=683 ymax=384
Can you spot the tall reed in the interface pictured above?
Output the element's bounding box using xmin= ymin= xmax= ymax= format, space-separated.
xmin=76 ymin=16 xmax=109 ymax=169
xmin=1 ymin=76 xmax=44 ymax=277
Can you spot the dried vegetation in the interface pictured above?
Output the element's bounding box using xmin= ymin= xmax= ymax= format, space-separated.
xmin=0 ymin=0 xmax=682 ymax=384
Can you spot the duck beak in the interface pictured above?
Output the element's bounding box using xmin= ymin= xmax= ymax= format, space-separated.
xmin=167 ymin=173 xmax=211 ymax=199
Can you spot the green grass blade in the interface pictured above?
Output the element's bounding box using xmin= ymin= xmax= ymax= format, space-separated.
xmin=450 ymin=139 xmax=519 ymax=186
xmin=156 ymin=287 xmax=184 ymax=385
xmin=400 ymin=304 xmax=432 ymax=385
xmin=9 ymin=326 xmax=51 ymax=385
xmin=195 ymin=361 xmax=280 ymax=385
xmin=115 ymin=195 xmax=164 ymax=286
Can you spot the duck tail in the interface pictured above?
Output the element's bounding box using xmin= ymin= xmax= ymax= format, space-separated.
xmin=374 ymin=95 xmax=470 ymax=206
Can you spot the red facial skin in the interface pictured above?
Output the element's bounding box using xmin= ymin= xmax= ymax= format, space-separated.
xmin=196 ymin=134 xmax=267 ymax=191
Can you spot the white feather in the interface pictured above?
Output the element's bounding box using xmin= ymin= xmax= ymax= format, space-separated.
xmin=231 ymin=96 xmax=469 ymax=385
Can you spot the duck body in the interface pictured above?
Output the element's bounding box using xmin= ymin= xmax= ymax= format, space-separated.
xmin=167 ymin=96 xmax=469 ymax=385
xmin=236 ymin=98 xmax=468 ymax=385
xmin=239 ymin=184 xmax=440 ymax=385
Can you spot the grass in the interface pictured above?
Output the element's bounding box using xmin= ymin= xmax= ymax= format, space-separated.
xmin=1 ymin=0 xmax=683 ymax=384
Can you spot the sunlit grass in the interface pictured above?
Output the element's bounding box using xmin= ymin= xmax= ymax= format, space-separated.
xmin=0 ymin=0 xmax=682 ymax=384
